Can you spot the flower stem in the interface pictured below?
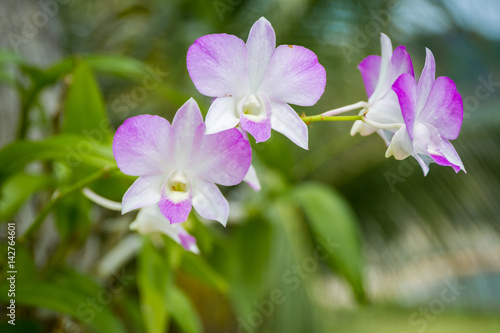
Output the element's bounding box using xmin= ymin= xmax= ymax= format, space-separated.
xmin=321 ymin=101 xmax=370 ymax=117
xmin=301 ymin=115 xmax=363 ymax=124
xmin=19 ymin=165 xmax=119 ymax=242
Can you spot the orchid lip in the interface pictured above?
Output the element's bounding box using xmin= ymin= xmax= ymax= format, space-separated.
xmin=162 ymin=171 xmax=191 ymax=203
xmin=239 ymin=94 xmax=267 ymax=122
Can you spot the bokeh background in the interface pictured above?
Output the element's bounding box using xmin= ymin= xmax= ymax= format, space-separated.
xmin=1 ymin=0 xmax=499 ymax=332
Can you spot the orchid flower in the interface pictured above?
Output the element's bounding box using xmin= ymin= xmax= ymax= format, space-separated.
xmin=82 ymin=188 xmax=199 ymax=253
xmin=350 ymin=33 xmax=414 ymax=144
xmin=186 ymin=17 xmax=326 ymax=149
xmin=113 ymin=98 xmax=252 ymax=226
xmin=130 ymin=205 xmax=199 ymax=254
xmin=388 ymin=49 xmax=466 ymax=175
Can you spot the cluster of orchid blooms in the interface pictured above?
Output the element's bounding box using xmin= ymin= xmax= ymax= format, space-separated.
xmin=88 ymin=17 xmax=465 ymax=253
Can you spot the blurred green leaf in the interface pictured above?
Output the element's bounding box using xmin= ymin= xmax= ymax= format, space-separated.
xmin=85 ymin=55 xmax=154 ymax=81
xmin=84 ymin=54 xmax=191 ymax=107
xmin=181 ymin=250 xmax=228 ymax=295
xmin=0 ymin=262 xmax=126 ymax=333
xmin=0 ymin=50 xmax=27 ymax=66
xmin=291 ymin=182 xmax=366 ymax=302
xmin=168 ymin=286 xmax=203 ymax=333
xmin=63 ymin=60 xmax=111 ymax=137
xmin=0 ymin=134 xmax=115 ymax=187
xmin=0 ymin=172 xmax=52 ymax=221
xmin=138 ymin=236 xmax=170 ymax=333
xmin=54 ymin=191 xmax=92 ymax=240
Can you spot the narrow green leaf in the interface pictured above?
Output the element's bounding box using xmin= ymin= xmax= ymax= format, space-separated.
xmin=168 ymin=287 xmax=203 ymax=333
xmin=291 ymin=182 xmax=366 ymax=302
xmin=0 ymin=134 xmax=115 ymax=187
xmin=0 ymin=267 xmax=126 ymax=333
xmin=137 ymin=237 xmax=170 ymax=333
xmin=63 ymin=60 xmax=111 ymax=137
xmin=181 ymin=251 xmax=228 ymax=295
xmin=0 ymin=173 xmax=52 ymax=221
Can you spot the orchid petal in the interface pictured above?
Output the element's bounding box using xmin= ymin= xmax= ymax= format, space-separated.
xmin=243 ymin=164 xmax=261 ymax=192
xmin=178 ymin=232 xmax=199 ymax=253
xmin=417 ymin=48 xmax=436 ymax=112
xmin=430 ymin=141 xmax=465 ymax=174
xmin=247 ymin=17 xmax=276 ymax=91
xmin=370 ymin=33 xmax=393 ymax=102
xmin=192 ymin=128 xmax=252 ymax=186
xmin=350 ymin=119 xmax=375 ymax=136
xmin=392 ymin=73 xmax=418 ymax=139
xmin=113 ymin=115 xmax=173 ymax=176
xmin=358 ymin=55 xmax=381 ymax=98
xmin=367 ymin=91 xmax=404 ymax=124
xmin=390 ymin=45 xmax=414 ymax=82
xmin=122 ymin=175 xmax=164 ymax=214
xmin=270 ymin=102 xmax=309 ymax=150
xmin=414 ymin=123 xmax=465 ymax=174
xmin=205 ymin=97 xmax=240 ymax=134
xmin=172 ymin=98 xmax=205 ymax=169
xmin=420 ymin=77 xmax=463 ymax=140
xmin=158 ymin=195 xmax=192 ymax=224
xmin=187 ymin=33 xmax=249 ymax=98
xmin=239 ymin=94 xmax=272 ymax=143
xmin=192 ymin=180 xmax=229 ymax=226
xmin=131 ymin=205 xmax=199 ymax=253
xmin=259 ymin=45 xmax=326 ymax=106
xmin=240 ymin=114 xmax=272 ymax=143
xmin=385 ymin=126 xmax=413 ymax=160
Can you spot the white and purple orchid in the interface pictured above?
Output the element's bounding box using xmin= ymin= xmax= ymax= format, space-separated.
xmin=388 ymin=49 xmax=465 ymax=175
xmin=113 ymin=98 xmax=252 ymax=226
xmin=351 ymin=33 xmax=414 ymax=143
xmin=82 ymin=188 xmax=199 ymax=253
xmin=130 ymin=205 xmax=199 ymax=254
xmin=186 ymin=17 xmax=326 ymax=149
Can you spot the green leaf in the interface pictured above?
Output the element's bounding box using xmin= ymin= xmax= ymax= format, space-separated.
xmin=0 ymin=50 xmax=27 ymax=66
xmin=0 ymin=172 xmax=52 ymax=221
xmin=0 ymin=134 xmax=115 ymax=187
xmin=0 ymin=265 xmax=126 ymax=333
xmin=53 ymin=191 xmax=92 ymax=239
xmin=63 ymin=60 xmax=111 ymax=137
xmin=291 ymin=182 xmax=366 ymax=302
xmin=180 ymin=251 xmax=228 ymax=295
xmin=168 ymin=287 xmax=203 ymax=333
xmin=84 ymin=55 xmax=153 ymax=81
xmin=137 ymin=237 xmax=170 ymax=333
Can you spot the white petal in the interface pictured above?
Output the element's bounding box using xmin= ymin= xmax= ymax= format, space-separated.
xmin=270 ymin=102 xmax=309 ymax=150
xmin=122 ymin=175 xmax=164 ymax=214
xmin=191 ymin=180 xmax=229 ymax=226
xmin=385 ymin=126 xmax=413 ymax=160
xmin=243 ymin=164 xmax=261 ymax=192
xmin=369 ymin=33 xmax=393 ymax=103
xmin=205 ymin=97 xmax=240 ymax=134
xmin=246 ymin=17 xmax=276 ymax=91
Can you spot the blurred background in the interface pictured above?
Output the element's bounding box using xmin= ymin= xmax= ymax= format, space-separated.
xmin=1 ymin=0 xmax=499 ymax=332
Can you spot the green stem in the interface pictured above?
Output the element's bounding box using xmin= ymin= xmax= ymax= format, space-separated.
xmin=301 ymin=115 xmax=363 ymax=123
xmin=20 ymin=166 xmax=118 ymax=242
